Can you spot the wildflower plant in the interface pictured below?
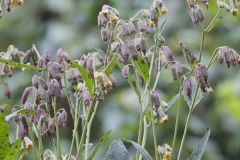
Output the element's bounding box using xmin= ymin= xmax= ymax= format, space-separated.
xmin=0 ymin=0 xmax=240 ymax=160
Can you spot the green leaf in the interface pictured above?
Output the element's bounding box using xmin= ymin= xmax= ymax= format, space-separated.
xmin=0 ymin=111 xmax=10 ymax=159
xmin=103 ymin=140 xmax=133 ymax=160
xmin=165 ymin=93 xmax=180 ymax=112
xmin=144 ymin=111 xmax=152 ymax=122
xmin=0 ymin=111 xmax=22 ymax=160
xmin=72 ymin=61 xmax=94 ymax=96
xmin=0 ymin=59 xmax=43 ymax=71
xmin=17 ymin=109 xmax=36 ymax=115
xmin=5 ymin=139 xmax=22 ymax=160
xmin=132 ymin=55 xmax=150 ymax=85
xmin=105 ymin=55 xmax=117 ymax=76
xmin=125 ymin=140 xmax=153 ymax=160
xmin=88 ymin=130 xmax=112 ymax=160
xmin=189 ymin=129 xmax=211 ymax=160
xmin=182 ymin=76 xmax=203 ymax=109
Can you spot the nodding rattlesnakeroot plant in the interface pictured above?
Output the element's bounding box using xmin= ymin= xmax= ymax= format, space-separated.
xmin=0 ymin=0 xmax=240 ymax=160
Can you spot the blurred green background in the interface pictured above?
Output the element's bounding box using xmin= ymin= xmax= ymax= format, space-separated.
xmin=0 ymin=0 xmax=240 ymax=159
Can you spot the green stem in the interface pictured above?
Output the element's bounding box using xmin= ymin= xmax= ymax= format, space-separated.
xmin=53 ymin=97 xmax=61 ymax=160
xmin=198 ymin=27 xmax=205 ymax=62
xmin=171 ymin=85 xmax=182 ymax=151
xmin=177 ymin=86 xmax=200 ymax=160
xmin=28 ymin=124 xmax=38 ymax=160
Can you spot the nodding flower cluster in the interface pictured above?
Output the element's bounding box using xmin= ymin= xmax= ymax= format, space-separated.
xmin=157 ymin=144 xmax=172 ymax=160
xmin=150 ymin=91 xmax=168 ymax=124
xmin=194 ymin=64 xmax=212 ymax=93
xmin=217 ymin=0 xmax=239 ymax=16
xmin=217 ymin=46 xmax=240 ymax=68
xmin=0 ymin=0 xmax=24 ymax=17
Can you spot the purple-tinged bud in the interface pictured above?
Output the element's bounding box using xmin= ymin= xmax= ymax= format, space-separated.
xmin=200 ymin=64 xmax=208 ymax=82
xmin=217 ymin=47 xmax=226 ymax=64
xmin=101 ymin=28 xmax=111 ymax=42
xmin=57 ymin=48 xmax=70 ymax=63
xmin=47 ymin=62 xmax=62 ymax=79
xmin=24 ymin=103 xmax=33 ymax=110
xmin=217 ymin=46 xmax=240 ymax=68
xmin=34 ymin=106 xmax=46 ymax=123
xmin=42 ymin=49 xmax=50 ymax=65
xmin=183 ymin=79 xmax=192 ymax=99
xmin=217 ymin=0 xmax=230 ymax=12
xmin=4 ymin=65 xmax=13 ymax=77
xmin=21 ymin=87 xmax=31 ymax=104
xmin=48 ymin=79 xmax=61 ymax=97
xmin=85 ymin=57 xmax=93 ymax=72
xmin=121 ymin=21 xmax=136 ymax=36
xmin=122 ymin=65 xmax=129 ymax=79
xmin=194 ymin=66 xmax=202 ymax=80
xmin=82 ymin=87 xmax=91 ymax=106
xmin=179 ymin=42 xmax=197 ymax=64
xmin=37 ymin=58 xmax=44 ymax=68
xmin=137 ymin=20 xmax=148 ymax=33
xmin=31 ymin=49 xmax=39 ymax=66
xmin=189 ymin=5 xmax=205 ymax=24
xmin=120 ymin=43 xmax=130 ymax=60
xmin=174 ymin=62 xmax=183 ymax=78
xmin=150 ymin=91 xmax=161 ymax=109
xmin=18 ymin=116 xmax=28 ymax=138
xmin=32 ymin=87 xmax=41 ymax=104
xmin=38 ymin=77 xmax=48 ymax=90
xmin=98 ymin=13 xmax=108 ymax=27
xmin=133 ymin=38 xmax=142 ymax=51
xmin=194 ymin=64 xmax=211 ymax=92
xmin=129 ymin=44 xmax=139 ymax=60
xmin=57 ymin=109 xmax=67 ymax=127
xmin=171 ymin=67 xmax=177 ymax=81
xmin=23 ymin=50 xmax=33 ymax=64
xmin=2 ymin=82 xmax=10 ymax=98
xmin=161 ymin=46 xmax=175 ymax=63
xmin=32 ymin=75 xmax=39 ymax=89
xmin=47 ymin=118 xmax=56 ymax=135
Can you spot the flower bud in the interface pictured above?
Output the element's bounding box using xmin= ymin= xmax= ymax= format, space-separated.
xmin=85 ymin=56 xmax=93 ymax=72
xmin=23 ymin=50 xmax=33 ymax=64
xmin=42 ymin=49 xmax=50 ymax=65
xmin=101 ymin=28 xmax=111 ymax=42
xmin=157 ymin=107 xmax=168 ymax=124
xmin=150 ymin=91 xmax=161 ymax=109
xmin=2 ymin=81 xmax=10 ymax=98
xmin=120 ymin=42 xmax=130 ymax=60
xmin=34 ymin=106 xmax=46 ymax=123
xmin=48 ymin=79 xmax=61 ymax=97
xmin=183 ymin=78 xmax=192 ymax=99
xmin=158 ymin=144 xmax=172 ymax=160
xmin=217 ymin=0 xmax=230 ymax=11
xmin=121 ymin=21 xmax=135 ymax=36
xmin=32 ymin=87 xmax=41 ymax=104
xmin=23 ymin=137 xmax=33 ymax=149
xmin=161 ymin=46 xmax=175 ymax=63
xmin=47 ymin=62 xmax=62 ymax=80
xmin=189 ymin=5 xmax=205 ymax=24
xmin=57 ymin=109 xmax=67 ymax=127
xmin=82 ymin=87 xmax=91 ymax=106
xmin=122 ymin=65 xmax=129 ymax=79
xmin=57 ymin=48 xmax=70 ymax=63
xmin=39 ymin=77 xmax=48 ymax=90
xmin=18 ymin=117 xmax=28 ymax=138
xmin=24 ymin=103 xmax=33 ymax=110
xmin=137 ymin=20 xmax=148 ymax=33
xmin=47 ymin=118 xmax=56 ymax=135
xmin=179 ymin=41 xmax=197 ymax=64
xmin=32 ymin=75 xmax=39 ymax=89
xmin=21 ymin=87 xmax=31 ymax=104
xmin=194 ymin=64 xmax=211 ymax=92
xmin=98 ymin=13 xmax=108 ymax=27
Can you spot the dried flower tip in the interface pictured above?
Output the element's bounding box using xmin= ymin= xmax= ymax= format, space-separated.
xmin=32 ymin=75 xmax=39 ymax=89
xmin=2 ymin=82 xmax=10 ymax=98
xmin=160 ymin=114 xmax=168 ymax=124
xmin=231 ymin=8 xmax=238 ymax=16
xmin=47 ymin=62 xmax=62 ymax=79
xmin=183 ymin=79 xmax=192 ymax=99
xmin=23 ymin=137 xmax=32 ymax=149
xmin=101 ymin=28 xmax=111 ymax=42
xmin=57 ymin=109 xmax=67 ymax=127
xmin=161 ymin=46 xmax=175 ymax=63
xmin=121 ymin=21 xmax=136 ymax=36
xmin=160 ymin=5 xmax=168 ymax=15
xmin=179 ymin=41 xmax=197 ymax=64
xmin=150 ymin=91 xmax=161 ymax=109
xmin=21 ymin=87 xmax=31 ymax=104
xmin=120 ymin=42 xmax=130 ymax=60
xmin=122 ymin=65 xmax=129 ymax=79
xmin=189 ymin=5 xmax=205 ymax=24
xmin=23 ymin=49 xmax=33 ymax=64
xmin=48 ymin=79 xmax=61 ymax=97
xmin=82 ymin=87 xmax=91 ymax=106
xmin=57 ymin=48 xmax=70 ymax=63
xmin=38 ymin=77 xmax=48 ymax=90
xmin=217 ymin=0 xmax=230 ymax=12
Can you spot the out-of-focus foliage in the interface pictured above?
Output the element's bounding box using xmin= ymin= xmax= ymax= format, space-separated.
xmin=0 ymin=0 xmax=240 ymax=160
